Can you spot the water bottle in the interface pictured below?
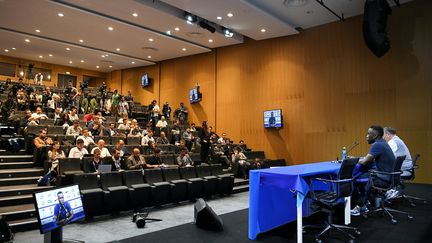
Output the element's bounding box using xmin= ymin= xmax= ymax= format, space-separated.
xmin=342 ymin=146 xmax=347 ymax=160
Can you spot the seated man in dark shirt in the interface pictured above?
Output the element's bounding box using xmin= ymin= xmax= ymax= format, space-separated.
xmin=147 ymin=148 xmax=167 ymax=167
xmin=104 ymin=148 xmax=125 ymax=171
xmin=351 ymin=125 xmax=396 ymax=216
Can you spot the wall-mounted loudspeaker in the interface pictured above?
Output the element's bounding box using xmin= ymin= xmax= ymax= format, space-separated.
xmin=363 ymin=0 xmax=392 ymax=57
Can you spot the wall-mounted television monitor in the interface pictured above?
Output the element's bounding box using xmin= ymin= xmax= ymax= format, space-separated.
xmin=141 ymin=74 xmax=150 ymax=87
xmin=189 ymin=87 xmax=201 ymax=104
xmin=264 ymin=109 xmax=283 ymax=128
xmin=33 ymin=184 xmax=85 ymax=234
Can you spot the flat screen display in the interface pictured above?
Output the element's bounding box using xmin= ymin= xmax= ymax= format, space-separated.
xmin=264 ymin=109 xmax=283 ymax=128
xmin=33 ymin=184 xmax=85 ymax=234
xmin=189 ymin=87 xmax=201 ymax=104
xmin=141 ymin=74 xmax=149 ymax=87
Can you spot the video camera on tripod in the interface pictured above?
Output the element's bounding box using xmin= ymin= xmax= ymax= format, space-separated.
xmin=132 ymin=211 xmax=162 ymax=228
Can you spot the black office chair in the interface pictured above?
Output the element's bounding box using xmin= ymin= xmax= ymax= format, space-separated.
xmin=365 ymin=155 xmax=413 ymax=224
xmin=303 ymin=158 xmax=360 ymax=243
xmin=400 ymin=154 xmax=428 ymax=207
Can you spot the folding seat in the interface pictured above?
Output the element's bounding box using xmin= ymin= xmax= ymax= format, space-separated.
xmin=122 ymin=170 xmax=152 ymax=208
xmin=39 ymin=119 xmax=55 ymax=126
xmin=190 ymin=153 xmax=201 ymax=164
xmin=179 ymin=166 xmax=204 ymax=200
xmin=27 ymin=125 xmax=47 ymax=135
xmin=195 ymin=165 xmax=219 ymax=197
xmin=210 ymin=164 xmax=235 ymax=195
xmin=47 ymin=126 xmax=65 ymax=135
xmin=73 ymin=173 xmax=105 ymax=216
xmin=243 ymin=151 xmax=265 ymax=160
xmin=127 ymin=136 xmax=141 ymax=146
xmin=162 ymin=167 xmax=188 ymax=203
xmin=110 ymin=136 xmax=123 ymax=145
xmin=100 ymin=172 xmax=131 ymax=212
xmin=163 ymin=155 xmax=176 ymax=165
xmin=144 ymin=168 xmax=171 ymax=206
xmin=57 ymin=158 xmax=84 ymax=185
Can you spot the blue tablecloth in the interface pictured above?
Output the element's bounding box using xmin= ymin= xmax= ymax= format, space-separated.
xmin=248 ymin=161 xmax=341 ymax=240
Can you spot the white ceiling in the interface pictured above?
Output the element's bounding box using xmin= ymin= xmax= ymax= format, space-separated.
xmin=0 ymin=0 xmax=413 ymax=73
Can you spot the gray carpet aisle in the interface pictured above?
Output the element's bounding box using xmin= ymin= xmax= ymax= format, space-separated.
xmin=13 ymin=192 xmax=249 ymax=243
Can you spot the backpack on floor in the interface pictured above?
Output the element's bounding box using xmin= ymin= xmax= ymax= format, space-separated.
xmin=0 ymin=215 xmax=14 ymax=243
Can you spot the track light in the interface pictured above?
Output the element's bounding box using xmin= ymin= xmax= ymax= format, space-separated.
xmin=184 ymin=12 xmax=197 ymax=24
xmin=223 ymin=28 xmax=234 ymax=38
xmin=199 ymin=21 xmax=216 ymax=33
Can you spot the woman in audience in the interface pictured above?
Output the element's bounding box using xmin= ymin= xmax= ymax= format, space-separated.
xmin=231 ymin=146 xmax=250 ymax=179
xmin=48 ymin=141 xmax=65 ymax=174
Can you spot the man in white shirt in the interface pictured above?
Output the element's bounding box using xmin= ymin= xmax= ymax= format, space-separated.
xmin=76 ymin=129 xmax=95 ymax=148
xmin=91 ymin=139 xmax=111 ymax=158
xmin=68 ymin=107 xmax=79 ymax=122
xmin=68 ymin=139 xmax=88 ymax=158
xmin=383 ymin=127 xmax=413 ymax=176
xmin=66 ymin=120 xmax=82 ymax=136
xmin=141 ymin=130 xmax=155 ymax=146
xmin=29 ymin=106 xmax=48 ymax=125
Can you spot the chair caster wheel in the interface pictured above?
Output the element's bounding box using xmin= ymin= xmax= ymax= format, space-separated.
xmin=315 ymin=238 xmax=322 ymax=243
xmin=354 ymin=230 xmax=361 ymax=236
xmin=391 ymin=219 xmax=398 ymax=225
xmin=408 ymin=215 xmax=414 ymax=221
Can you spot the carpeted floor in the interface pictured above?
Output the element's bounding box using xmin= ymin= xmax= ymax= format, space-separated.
xmin=116 ymin=183 xmax=432 ymax=243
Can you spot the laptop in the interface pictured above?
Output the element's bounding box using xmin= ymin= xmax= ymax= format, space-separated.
xmin=98 ymin=164 xmax=112 ymax=173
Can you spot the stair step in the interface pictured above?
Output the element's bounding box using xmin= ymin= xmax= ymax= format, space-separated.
xmin=232 ymin=184 xmax=249 ymax=194
xmin=0 ymin=149 xmax=27 ymax=155
xmin=0 ymin=168 xmax=44 ymax=179
xmin=0 ymin=162 xmax=35 ymax=170
xmin=0 ymin=194 xmax=34 ymax=207
xmin=0 ymin=176 xmax=40 ymax=187
xmin=234 ymin=178 xmax=249 ymax=187
xmin=0 ymin=184 xmax=53 ymax=197
xmin=8 ymin=218 xmax=39 ymax=232
xmin=0 ymin=204 xmax=36 ymax=222
xmin=0 ymin=155 xmax=33 ymax=162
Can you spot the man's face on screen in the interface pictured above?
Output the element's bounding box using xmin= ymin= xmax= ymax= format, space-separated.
xmin=58 ymin=193 xmax=64 ymax=204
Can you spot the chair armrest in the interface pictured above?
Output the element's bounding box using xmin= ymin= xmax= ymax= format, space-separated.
xmin=369 ymin=170 xmax=401 ymax=176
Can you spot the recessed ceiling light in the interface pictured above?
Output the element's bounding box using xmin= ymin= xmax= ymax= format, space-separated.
xmin=66 ymin=71 xmax=70 ymax=75
xmin=147 ymin=55 xmax=152 ymax=59
xmin=80 ymin=60 xmax=84 ymax=63
xmin=96 ymin=65 xmax=100 ymax=69
xmin=132 ymin=12 xmax=138 ymax=17
xmin=208 ymin=39 xmax=213 ymax=43
xmin=148 ymin=38 xmax=154 ymax=42
xmin=182 ymin=48 xmax=187 ymax=51
xmin=109 ymin=65 xmax=113 ymax=68
xmin=25 ymin=39 xmax=30 ymax=43
xmin=58 ymin=13 xmax=64 ymax=17
xmin=261 ymin=28 xmax=266 ymax=33
xmin=39 ymin=55 xmax=43 ymax=58
xmin=131 ymin=61 xmax=135 ymax=64
xmin=12 ymin=47 xmax=16 ymax=50
xmin=35 ymin=29 xmax=40 ymax=33
xmin=217 ymin=16 xmax=222 ymax=20
xmin=166 ymin=30 xmax=171 ymax=35
xmin=227 ymin=13 xmax=233 ymax=17
xmin=101 ymin=55 xmax=105 ymax=58
xmin=174 ymin=27 xmax=180 ymax=31
xmin=116 ymin=48 xmax=121 ymax=51
xmin=49 ymin=54 xmax=53 ymax=57
xmin=79 ymin=39 xmax=84 ymax=43
xmin=105 ymin=54 xmax=109 ymax=57
xmin=69 ymin=61 xmax=73 ymax=64
xmin=4 ymin=49 xmax=9 ymax=52
xmin=66 ymin=47 xmax=70 ymax=51
xmin=108 ymin=26 xmax=114 ymax=31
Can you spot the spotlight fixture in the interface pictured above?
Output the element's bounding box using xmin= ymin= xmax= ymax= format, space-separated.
xmin=198 ymin=21 xmax=216 ymax=33
xmin=223 ymin=28 xmax=234 ymax=38
xmin=184 ymin=12 xmax=197 ymax=24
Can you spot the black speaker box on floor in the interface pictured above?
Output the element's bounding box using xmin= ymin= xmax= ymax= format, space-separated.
xmin=194 ymin=198 xmax=223 ymax=231
xmin=363 ymin=0 xmax=392 ymax=57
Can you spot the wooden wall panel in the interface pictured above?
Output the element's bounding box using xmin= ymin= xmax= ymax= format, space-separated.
xmin=0 ymin=55 xmax=105 ymax=88
xmin=159 ymin=52 xmax=216 ymax=126
xmin=121 ymin=64 xmax=160 ymax=105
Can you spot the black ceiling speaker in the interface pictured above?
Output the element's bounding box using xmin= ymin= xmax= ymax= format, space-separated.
xmin=363 ymin=0 xmax=392 ymax=57
xmin=194 ymin=198 xmax=223 ymax=231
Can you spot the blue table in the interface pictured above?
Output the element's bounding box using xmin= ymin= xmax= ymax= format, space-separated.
xmin=249 ymin=161 xmax=351 ymax=242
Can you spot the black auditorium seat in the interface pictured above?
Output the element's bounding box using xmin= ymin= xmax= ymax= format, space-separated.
xmin=179 ymin=166 xmax=204 ymax=200
xmin=127 ymin=137 xmax=141 ymax=146
xmin=122 ymin=170 xmax=152 ymax=209
xmin=100 ymin=171 xmax=131 ymax=212
xmin=57 ymin=158 xmax=83 ymax=185
xmin=162 ymin=167 xmax=188 ymax=203
xmin=195 ymin=165 xmax=219 ymax=198
xmin=210 ymin=164 xmax=235 ymax=195
xmin=47 ymin=126 xmax=65 ymax=135
xmin=144 ymin=168 xmax=171 ymax=206
xmin=73 ymin=173 xmax=105 ymax=217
